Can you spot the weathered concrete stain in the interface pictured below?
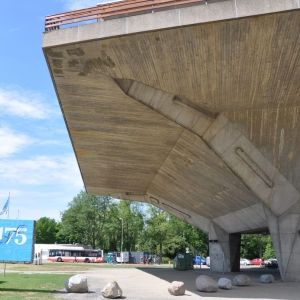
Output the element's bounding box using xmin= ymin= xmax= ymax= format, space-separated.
xmin=68 ymin=59 xmax=80 ymax=68
xmin=46 ymin=49 xmax=63 ymax=58
xmin=279 ymin=128 xmax=285 ymax=159
xmin=80 ymin=51 xmax=115 ymax=76
xmin=53 ymin=68 xmax=63 ymax=75
xmin=67 ymin=47 xmax=85 ymax=56
xmin=52 ymin=58 xmax=63 ymax=68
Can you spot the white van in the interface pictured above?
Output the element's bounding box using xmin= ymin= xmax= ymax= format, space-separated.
xmin=116 ymin=251 xmax=129 ymax=263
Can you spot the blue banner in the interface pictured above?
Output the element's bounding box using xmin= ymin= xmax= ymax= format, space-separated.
xmin=0 ymin=219 xmax=35 ymax=262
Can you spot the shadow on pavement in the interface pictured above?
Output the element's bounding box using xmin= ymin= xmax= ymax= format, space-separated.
xmin=137 ymin=266 xmax=300 ymax=299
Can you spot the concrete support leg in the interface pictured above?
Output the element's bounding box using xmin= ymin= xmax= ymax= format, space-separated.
xmin=229 ymin=233 xmax=241 ymax=272
xmin=265 ymin=207 xmax=300 ymax=281
xmin=209 ymin=223 xmax=241 ymax=272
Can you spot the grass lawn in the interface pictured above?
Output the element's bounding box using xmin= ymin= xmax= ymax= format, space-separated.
xmin=0 ymin=263 xmax=172 ymax=300
xmin=6 ymin=262 xmax=173 ymax=272
xmin=0 ymin=263 xmax=173 ymax=299
xmin=0 ymin=273 xmax=71 ymax=300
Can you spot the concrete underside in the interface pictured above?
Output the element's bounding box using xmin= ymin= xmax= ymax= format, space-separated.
xmin=43 ymin=1 xmax=300 ymax=280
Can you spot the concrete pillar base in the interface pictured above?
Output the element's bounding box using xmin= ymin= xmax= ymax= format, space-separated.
xmin=209 ymin=223 xmax=241 ymax=273
xmin=265 ymin=206 xmax=300 ymax=281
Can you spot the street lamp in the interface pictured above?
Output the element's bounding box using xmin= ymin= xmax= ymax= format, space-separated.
xmin=120 ymin=217 xmax=124 ymax=262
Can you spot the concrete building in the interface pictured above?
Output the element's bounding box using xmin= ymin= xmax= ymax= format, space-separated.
xmin=43 ymin=0 xmax=300 ymax=281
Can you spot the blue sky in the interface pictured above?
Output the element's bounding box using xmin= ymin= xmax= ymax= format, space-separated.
xmin=0 ymin=0 xmax=117 ymax=220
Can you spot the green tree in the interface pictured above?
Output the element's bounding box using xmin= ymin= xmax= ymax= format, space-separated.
xmin=118 ymin=201 xmax=144 ymax=251
xmin=263 ymin=236 xmax=276 ymax=259
xmin=167 ymin=216 xmax=208 ymax=256
xmin=36 ymin=217 xmax=58 ymax=244
xmin=57 ymin=193 xmax=208 ymax=257
xmin=100 ymin=203 xmax=119 ymax=251
xmin=58 ymin=191 xmax=111 ymax=248
xmin=99 ymin=200 xmax=145 ymax=252
xmin=240 ymin=234 xmax=270 ymax=259
xmin=138 ymin=205 xmax=208 ymax=259
xmin=140 ymin=206 xmax=170 ymax=259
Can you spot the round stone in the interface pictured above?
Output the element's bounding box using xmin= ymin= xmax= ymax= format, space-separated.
xmin=195 ymin=275 xmax=218 ymax=292
xmin=260 ymin=274 xmax=275 ymax=284
xmin=168 ymin=281 xmax=185 ymax=296
xmin=233 ymin=274 xmax=251 ymax=286
xmin=218 ymin=277 xmax=232 ymax=290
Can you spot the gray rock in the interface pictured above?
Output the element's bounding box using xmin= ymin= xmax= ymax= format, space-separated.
xmin=101 ymin=281 xmax=123 ymax=299
xmin=260 ymin=274 xmax=275 ymax=284
xmin=65 ymin=274 xmax=88 ymax=293
xmin=233 ymin=274 xmax=251 ymax=286
xmin=218 ymin=277 xmax=232 ymax=290
xmin=168 ymin=281 xmax=185 ymax=296
xmin=195 ymin=275 xmax=218 ymax=292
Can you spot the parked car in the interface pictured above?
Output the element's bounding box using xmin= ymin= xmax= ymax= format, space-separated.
xmin=250 ymin=258 xmax=264 ymax=266
xmin=206 ymin=256 xmax=210 ymax=267
xmin=240 ymin=258 xmax=251 ymax=266
xmin=193 ymin=256 xmax=206 ymax=265
xmin=264 ymin=258 xmax=278 ymax=269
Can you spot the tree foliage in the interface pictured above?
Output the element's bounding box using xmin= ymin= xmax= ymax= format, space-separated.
xmin=36 ymin=217 xmax=58 ymax=244
xmin=263 ymin=236 xmax=276 ymax=259
xmin=240 ymin=234 xmax=273 ymax=259
xmin=58 ymin=191 xmax=111 ymax=248
xmin=37 ymin=191 xmax=275 ymax=260
xmin=52 ymin=191 xmax=209 ymax=257
xmin=99 ymin=200 xmax=144 ymax=251
xmin=138 ymin=206 xmax=208 ymax=258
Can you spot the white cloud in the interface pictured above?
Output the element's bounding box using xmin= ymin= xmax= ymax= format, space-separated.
xmin=63 ymin=0 xmax=121 ymax=10
xmin=0 ymin=127 xmax=32 ymax=157
xmin=0 ymin=155 xmax=83 ymax=188
xmin=0 ymin=87 xmax=52 ymax=119
xmin=36 ymin=139 xmax=68 ymax=146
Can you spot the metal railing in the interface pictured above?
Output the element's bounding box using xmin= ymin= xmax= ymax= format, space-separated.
xmin=45 ymin=0 xmax=205 ymax=31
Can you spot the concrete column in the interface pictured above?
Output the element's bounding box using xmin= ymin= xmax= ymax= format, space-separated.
xmin=265 ymin=206 xmax=300 ymax=281
xmin=209 ymin=223 xmax=241 ymax=272
xmin=229 ymin=233 xmax=241 ymax=272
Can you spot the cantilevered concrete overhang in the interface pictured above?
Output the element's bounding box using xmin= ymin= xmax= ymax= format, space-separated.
xmin=43 ymin=0 xmax=300 ymax=280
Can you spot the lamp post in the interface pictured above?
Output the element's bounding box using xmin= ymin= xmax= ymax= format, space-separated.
xmin=120 ymin=217 xmax=124 ymax=262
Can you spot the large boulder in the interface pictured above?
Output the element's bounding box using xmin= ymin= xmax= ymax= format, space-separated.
xmin=233 ymin=274 xmax=251 ymax=286
xmin=101 ymin=281 xmax=123 ymax=299
xmin=218 ymin=277 xmax=232 ymax=290
xmin=65 ymin=274 xmax=88 ymax=293
xmin=195 ymin=275 xmax=218 ymax=292
xmin=168 ymin=281 xmax=185 ymax=296
xmin=259 ymin=274 xmax=275 ymax=284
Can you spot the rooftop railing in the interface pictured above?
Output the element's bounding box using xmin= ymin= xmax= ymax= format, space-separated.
xmin=45 ymin=0 xmax=205 ymax=31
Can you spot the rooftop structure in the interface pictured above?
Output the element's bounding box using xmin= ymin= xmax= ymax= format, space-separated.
xmin=43 ymin=0 xmax=300 ymax=281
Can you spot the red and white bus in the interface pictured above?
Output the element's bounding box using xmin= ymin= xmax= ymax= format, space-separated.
xmin=48 ymin=248 xmax=104 ymax=263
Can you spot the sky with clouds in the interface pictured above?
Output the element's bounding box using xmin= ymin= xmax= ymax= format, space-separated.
xmin=0 ymin=0 xmax=117 ymax=220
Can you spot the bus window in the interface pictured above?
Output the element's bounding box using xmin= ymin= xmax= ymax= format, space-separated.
xmin=71 ymin=251 xmax=79 ymax=257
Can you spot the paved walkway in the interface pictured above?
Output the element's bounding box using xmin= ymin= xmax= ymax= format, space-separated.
xmin=55 ymin=267 xmax=300 ymax=300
